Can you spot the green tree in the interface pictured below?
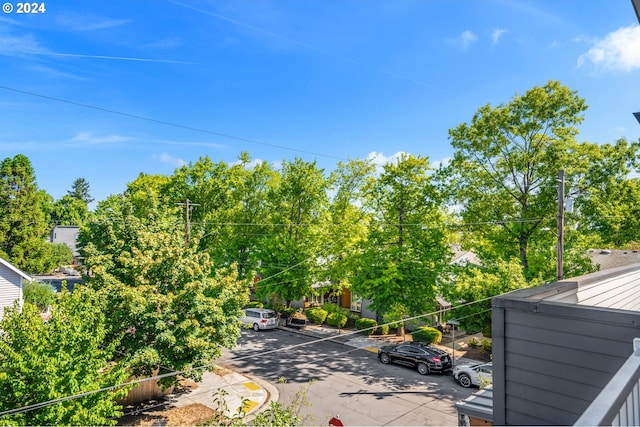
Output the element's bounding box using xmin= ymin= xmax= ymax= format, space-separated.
xmin=0 ymin=154 xmax=55 ymax=273
xmin=253 ymin=158 xmax=329 ymax=306
xmin=322 ymin=159 xmax=375 ymax=297
xmin=0 ymin=286 xmax=131 ymax=426
xmin=352 ymin=154 xmax=452 ymax=327
xmin=50 ymin=195 xmax=90 ymax=226
xmin=443 ymin=80 xmax=593 ymax=282
xmin=80 ymin=198 xmax=250 ymax=384
xmin=442 ymin=259 xmax=528 ymax=334
xmin=67 ymin=177 xmax=93 ymax=204
xmin=575 ymin=140 xmax=640 ymax=248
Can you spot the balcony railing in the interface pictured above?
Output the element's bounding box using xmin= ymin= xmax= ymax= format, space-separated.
xmin=575 ymin=338 xmax=640 ymax=426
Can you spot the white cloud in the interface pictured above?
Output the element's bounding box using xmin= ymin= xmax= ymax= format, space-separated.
xmin=446 ymin=30 xmax=478 ymax=49
xmin=577 ymin=25 xmax=640 ymax=72
xmin=491 ymin=29 xmax=507 ymax=45
xmin=69 ymin=132 xmax=132 ymax=145
xmin=0 ymin=33 xmax=45 ymax=56
xmin=366 ymin=151 xmax=406 ymax=174
xmin=155 ymin=153 xmax=186 ymax=167
xmin=55 ymin=14 xmax=130 ymax=32
xmin=460 ymin=30 xmax=478 ymax=48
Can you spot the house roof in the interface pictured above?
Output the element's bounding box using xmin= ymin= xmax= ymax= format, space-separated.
xmin=589 ymin=249 xmax=640 ymax=271
xmin=0 ymin=256 xmax=33 ymax=282
xmin=456 ymin=386 xmax=493 ymax=421
xmin=497 ymin=263 xmax=640 ymax=312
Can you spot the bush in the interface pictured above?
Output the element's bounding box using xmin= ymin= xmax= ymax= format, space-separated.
xmin=468 ymin=337 xmax=480 ymax=347
xmin=355 ymin=318 xmax=377 ymax=335
xmin=411 ymin=326 xmax=442 ymax=344
xmin=23 ymin=281 xmax=57 ymax=311
xmin=246 ymin=301 xmax=264 ymax=308
xmin=377 ymin=324 xmax=390 ymax=335
xmin=305 ymin=307 xmax=328 ymax=324
xmin=481 ymin=338 xmax=492 ymax=353
xmin=322 ymin=303 xmax=341 ymax=314
xmin=326 ymin=312 xmax=347 ymax=328
xmin=482 ymin=324 xmax=492 ymax=338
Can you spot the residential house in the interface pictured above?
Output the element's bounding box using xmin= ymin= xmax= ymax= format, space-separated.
xmin=0 ymin=256 xmax=33 ymax=319
xmin=50 ymin=225 xmax=81 ymax=265
xmin=458 ymin=263 xmax=640 ymax=425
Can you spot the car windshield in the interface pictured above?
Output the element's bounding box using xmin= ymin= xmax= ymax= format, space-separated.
xmin=262 ymin=312 xmax=277 ymax=319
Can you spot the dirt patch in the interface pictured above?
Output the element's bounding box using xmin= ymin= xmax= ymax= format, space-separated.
xmin=117 ymin=403 xmax=218 ymax=426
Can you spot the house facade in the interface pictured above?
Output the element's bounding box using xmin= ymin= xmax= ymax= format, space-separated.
xmin=50 ymin=225 xmax=81 ymax=265
xmin=0 ymin=256 xmax=33 ymax=319
xmin=490 ymin=264 xmax=640 ymax=425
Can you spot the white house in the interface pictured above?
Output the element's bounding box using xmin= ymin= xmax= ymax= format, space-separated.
xmin=0 ymin=256 xmax=33 ymax=320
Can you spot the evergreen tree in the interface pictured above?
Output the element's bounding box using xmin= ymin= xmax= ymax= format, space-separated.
xmin=68 ymin=177 xmax=94 ymax=204
xmin=0 ymin=154 xmax=55 ymax=273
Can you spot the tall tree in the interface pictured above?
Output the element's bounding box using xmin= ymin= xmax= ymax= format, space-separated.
xmin=443 ymin=80 xmax=592 ymax=282
xmin=0 ymin=286 xmax=131 ymax=426
xmin=79 ymin=197 xmax=250 ymax=384
xmin=253 ymin=158 xmax=329 ymax=306
xmin=351 ymin=154 xmax=452 ymax=323
xmin=51 ymin=194 xmax=90 ymax=226
xmin=68 ymin=177 xmax=94 ymax=204
xmin=0 ymin=154 xmax=55 ymax=273
xmin=321 ymin=159 xmax=375 ymax=295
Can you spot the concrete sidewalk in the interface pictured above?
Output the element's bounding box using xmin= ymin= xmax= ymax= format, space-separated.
xmin=168 ymin=370 xmax=278 ymax=420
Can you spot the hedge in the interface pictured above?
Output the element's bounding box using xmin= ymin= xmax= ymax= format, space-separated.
xmin=411 ymin=326 xmax=442 ymax=344
xmin=305 ymin=307 xmax=328 ymax=324
xmin=355 ymin=318 xmax=378 ymax=335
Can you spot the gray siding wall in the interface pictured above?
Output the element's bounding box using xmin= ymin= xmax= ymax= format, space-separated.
xmin=0 ymin=265 xmax=22 ymax=320
xmin=493 ymin=299 xmax=640 ymax=425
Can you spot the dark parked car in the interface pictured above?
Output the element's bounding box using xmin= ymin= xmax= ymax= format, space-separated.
xmin=378 ymin=342 xmax=453 ymax=375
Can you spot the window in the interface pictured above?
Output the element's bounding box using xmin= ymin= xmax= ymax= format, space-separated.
xmin=350 ymin=293 xmax=362 ymax=312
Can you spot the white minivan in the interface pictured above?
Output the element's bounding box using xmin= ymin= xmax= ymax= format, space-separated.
xmin=240 ymin=308 xmax=279 ymax=331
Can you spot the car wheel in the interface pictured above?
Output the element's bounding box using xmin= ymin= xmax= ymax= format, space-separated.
xmin=252 ymin=323 xmax=260 ymax=332
xmin=458 ymin=373 xmax=472 ymax=388
xmin=417 ymin=362 xmax=430 ymax=375
xmin=380 ymin=353 xmax=390 ymax=364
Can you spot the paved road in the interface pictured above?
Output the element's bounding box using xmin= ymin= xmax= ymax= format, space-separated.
xmin=220 ymin=328 xmax=477 ymax=426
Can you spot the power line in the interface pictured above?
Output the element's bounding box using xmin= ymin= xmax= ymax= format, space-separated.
xmin=0 ymin=84 xmax=347 ymax=162
xmin=0 ymin=294 xmax=496 ymax=418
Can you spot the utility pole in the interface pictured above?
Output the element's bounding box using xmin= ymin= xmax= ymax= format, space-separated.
xmin=176 ymin=199 xmax=200 ymax=244
xmin=557 ymin=170 xmax=565 ymax=281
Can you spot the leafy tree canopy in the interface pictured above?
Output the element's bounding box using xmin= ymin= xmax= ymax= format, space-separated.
xmin=0 ymin=286 xmax=131 ymax=426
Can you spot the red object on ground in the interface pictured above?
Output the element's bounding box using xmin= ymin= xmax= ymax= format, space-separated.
xmin=329 ymin=416 xmax=344 ymax=426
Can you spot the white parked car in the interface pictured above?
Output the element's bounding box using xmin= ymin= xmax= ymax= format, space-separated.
xmin=240 ymin=308 xmax=279 ymax=331
xmin=452 ymin=362 xmax=493 ymax=388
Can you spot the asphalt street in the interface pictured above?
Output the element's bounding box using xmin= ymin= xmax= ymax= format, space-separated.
xmin=219 ymin=327 xmax=477 ymax=426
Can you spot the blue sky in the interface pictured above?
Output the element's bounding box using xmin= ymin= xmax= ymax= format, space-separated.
xmin=1 ymin=0 xmax=639 ymax=207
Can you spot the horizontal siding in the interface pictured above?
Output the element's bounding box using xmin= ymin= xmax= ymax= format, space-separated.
xmin=502 ymin=308 xmax=639 ymax=425
xmin=0 ymin=266 xmax=22 ymax=320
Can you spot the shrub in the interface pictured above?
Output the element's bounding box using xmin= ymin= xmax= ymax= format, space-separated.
xmin=378 ymin=324 xmax=390 ymax=335
xmin=322 ymin=303 xmax=340 ymax=314
xmin=23 ymin=281 xmax=57 ymax=311
xmin=355 ymin=318 xmax=377 ymax=335
xmin=305 ymin=307 xmax=328 ymax=324
xmin=468 ymin=337 xmax=480 ymax=347
xmin=246 ymin=301 xmax=264 ymax=308
xmin=326 ymin=312 xmax=347 ymax=328
xmin=481 ymin=338 xmax=492 ymax=353
xmin=411 ymin=326 xmax=442 ymax=344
